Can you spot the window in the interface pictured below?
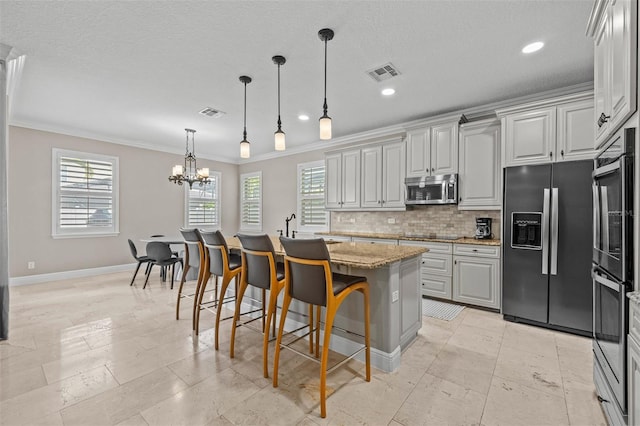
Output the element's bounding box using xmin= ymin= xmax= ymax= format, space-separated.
xmin=240 ymin=171 xmax=262 ymax=232
xmin=52 ymin=148 xmax=119 ymax=238
xmin=185 ymin=171 xmax=221 ymax=228
xmin=297 ymin=161 xmax=328 ymax=232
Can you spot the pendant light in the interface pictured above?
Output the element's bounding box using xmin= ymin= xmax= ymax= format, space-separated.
xmin=318 ymin=28 xmax=334 ymax=140
xmin=239 ymin=75 xmax=252 ymax=159
xmin=273 ymin=55 xmax=286 ymax=151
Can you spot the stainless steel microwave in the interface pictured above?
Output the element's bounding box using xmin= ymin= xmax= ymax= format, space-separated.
xmin=405 ymin=174 xmax=458 ymax=205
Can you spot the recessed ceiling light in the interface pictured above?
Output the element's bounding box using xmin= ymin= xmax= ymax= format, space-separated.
xmin=522 ymin=41 xmax=544 ymax=54
xmin=298 ymin=114 xmax=310 ymax=121
xmin=382 ymin=88 xmax=396 ymax=96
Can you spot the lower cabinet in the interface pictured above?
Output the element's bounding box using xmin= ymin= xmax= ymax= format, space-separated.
xmin=629 ymin=333 xmax=640 ymax=426
xmin=452 ymin=244 xmax=501 ymax=309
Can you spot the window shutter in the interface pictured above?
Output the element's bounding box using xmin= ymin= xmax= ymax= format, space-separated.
xmin=241 ymin=173 xmax=261 ymax=230
xmin=297 ymin=162 xmax=328 ymax=232
xmin=186 ymin=173 xmax=219 ymax=227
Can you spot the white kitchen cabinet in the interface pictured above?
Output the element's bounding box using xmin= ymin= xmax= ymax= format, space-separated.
xmin=400 ymin=241 xmax=452 ymax=299
xmin=405 ymin=119 xmax=458 ymax=178
xmin=589 ymin=0 xmax=637 ymax=147
xmin=360 ymin=140 xmax=406 ymax=209
xmin=452 ymin=244 xmax=500 ymax=309
xmin=628 ymin=299 xmax=640 ymax=426
xmin=361 ymin=145 xmax=383 ymax=209
xmin=499 ymin=93 xmax=596 ymax=167
xmin=352 ymin=237 xmax=398 ymax=245
xmin=458 ymin=119 xmax=501 ymax=210
xmin=325 ymin=149 xmax=360 ymax=209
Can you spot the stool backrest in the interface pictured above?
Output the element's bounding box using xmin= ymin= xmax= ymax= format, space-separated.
xmin=279 ymin=237 xmax=331 ymax=306
xmin=200 ymin=230 xmax=229 ymax=276
xmin=146 ymin=241 xmax=172 ymax=262
xmin=237 ymin=233 xmax=276 ymax=290
xmin=179 ymin=228 xmax=202 ymax=268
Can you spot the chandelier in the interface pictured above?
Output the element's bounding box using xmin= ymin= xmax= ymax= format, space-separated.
xmin=168 ymin=128 xmax=210 ymax=188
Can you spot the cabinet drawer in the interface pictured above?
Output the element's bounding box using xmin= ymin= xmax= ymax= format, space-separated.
xmin=400 ymin=240 xmax=452 ymax=254
xmin=421 ymin=273 xmax=452 ymax=300
xmin=630 ymin=301 xmax=640 ymax=345
xmin=453 ymin=244 xmax=500 ymax=258
xmin=421 ymin=253 xmax=452 ymax=276
xmin=352 ymin=237 xmax=398 ymax=245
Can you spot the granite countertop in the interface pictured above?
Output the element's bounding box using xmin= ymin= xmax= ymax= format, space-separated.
xmin=317 ymin=231 xmax=501 ymax=246
xmin=227 ymin=236 xmax=427 ymax=269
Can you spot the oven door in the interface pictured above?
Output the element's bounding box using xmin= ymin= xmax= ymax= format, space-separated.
xmin=592 ymin=157 xmax=627 ymax=282
xmin=592 ymin=266 xmax=628 ymax=413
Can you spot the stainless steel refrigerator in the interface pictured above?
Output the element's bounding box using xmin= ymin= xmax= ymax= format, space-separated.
xmin=502 ymin=160 xmax=593 ymax=336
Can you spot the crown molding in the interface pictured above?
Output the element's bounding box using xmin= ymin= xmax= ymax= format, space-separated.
xmin=585 ymin=0 xmax=608 ymax=37
xmin=8 ymin=120 xmax=239 ymax=164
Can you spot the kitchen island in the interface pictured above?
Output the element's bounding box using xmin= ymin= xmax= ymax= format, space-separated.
xmin=227 ymin=237 xmax=426 ymax=372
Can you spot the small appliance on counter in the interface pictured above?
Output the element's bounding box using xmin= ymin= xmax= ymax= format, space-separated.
xmin=474 ymin=217 xmax=492 ymax=239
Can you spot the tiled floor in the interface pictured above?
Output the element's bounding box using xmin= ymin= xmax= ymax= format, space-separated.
xmin=1 ymin=271 xmax=607 ymax=425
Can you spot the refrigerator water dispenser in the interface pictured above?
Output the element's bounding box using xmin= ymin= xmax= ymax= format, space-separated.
xmin=511 ymin=212 xmax=542 ymax=249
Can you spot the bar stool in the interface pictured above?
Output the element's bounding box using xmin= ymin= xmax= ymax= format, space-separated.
xmin=199 ymin=230 xmax=242 ymax=343
xmin=273 ymin=237 xmax=371 ymax=418
xmin=176 ymin=228 xmax=205 ymax=323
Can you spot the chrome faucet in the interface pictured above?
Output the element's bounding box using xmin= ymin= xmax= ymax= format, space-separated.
xmin=285 ymin=213 xmax=296 ymax=237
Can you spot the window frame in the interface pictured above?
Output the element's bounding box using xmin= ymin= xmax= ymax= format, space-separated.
xmin=297 ymin=160 xmax=329 ymax=233
xmin=51 ymin=148 xmax=119 ymax=239
xmin=183 ymin=171 xmax=221 ymax=229
xmin=239 ymin=171 xmax=262 ymax=232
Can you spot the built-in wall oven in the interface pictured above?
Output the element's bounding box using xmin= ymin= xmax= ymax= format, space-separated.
xmin=592 ymin=127 xmax=635 ymax=420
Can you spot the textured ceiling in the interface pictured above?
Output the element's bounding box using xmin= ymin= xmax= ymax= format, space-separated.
xmin=1 ymin=0 xmax=594 ymax=163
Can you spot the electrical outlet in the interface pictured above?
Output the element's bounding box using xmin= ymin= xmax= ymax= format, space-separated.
xmin=387 ymin=217 xmax=396 ymax=224
xmin=392 ymin=290 xmax=399 ymax=302
xmin=349 ymin=218 xmax=356 ymax=223
xmin=27 ymin=261 xmax=35 ymax=270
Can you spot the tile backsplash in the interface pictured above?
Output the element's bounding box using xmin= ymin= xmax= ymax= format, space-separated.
xmin=331 ymin=206 xmax=501 ymax=239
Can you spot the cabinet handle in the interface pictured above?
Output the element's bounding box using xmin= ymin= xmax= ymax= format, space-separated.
xmin=472 ymin=249 xmax=478 ymax=252
xmin=377 ymin=200 xmax=381 ymax=204
xmin=561 ymin=150 xmax=564 ymax=158
xmin=454 ymin=260 xmax=457 ymax=265
xmin=597 ymin=112 xmax=610 ymax=128
xmin=459 ymin=197 xmax=462 ymax=202
xmin=597 ymin=395 xmax=609 ymax=404
xmin=549 ymin=151 xmax=553 ymax=159
xmin=431 ymin=168 xmax=435 ymax=172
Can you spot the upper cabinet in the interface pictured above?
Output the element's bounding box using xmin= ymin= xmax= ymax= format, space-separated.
xmin=458 ymin=118 xmax=501 ymax=209
xmin=325 ymin=149 xmax=361 ymax=209
xmin=588 ymin=0 xmax=638 ymax=147
xmin=498 ymin=92 xmax=596 ymax=167
xmin=326 ymin=138 xmax=405 ymax=211
xmin=406 ymin=119 xmax=459 ymax=178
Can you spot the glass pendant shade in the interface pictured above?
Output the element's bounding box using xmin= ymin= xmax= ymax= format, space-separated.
xmin=274 ymin=130 xmax=286 ymax=151
xmin=319 ymin=115 xmax=332 ymax=140
xmin=240 ymin=140 xmax=250 ymax=158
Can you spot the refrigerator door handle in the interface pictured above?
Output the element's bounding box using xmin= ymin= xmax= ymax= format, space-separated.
xmin=542 ymin=188 xmax=550 ymax=275
xmin=550 ymin=187 xmax=559 ymax=275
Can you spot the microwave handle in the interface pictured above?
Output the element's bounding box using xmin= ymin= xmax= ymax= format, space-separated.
xmin=542 ymin=188 xmax=550 ymax=275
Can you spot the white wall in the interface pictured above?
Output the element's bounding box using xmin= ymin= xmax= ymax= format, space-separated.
xmin=8 ymin=126 xmax=239 ymax=277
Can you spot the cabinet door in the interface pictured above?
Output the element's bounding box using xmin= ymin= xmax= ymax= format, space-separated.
xmin=421 ymin=274 xmax=452 ymax=299
xmin=629 ymin=334 xmax=640 ymax=426
xmin=503 ymin=108 xmax=556 ymax=166
xmin=556 ymin=99 xmax=597 ymax=162
xmin=405 ymin=129 xmax=430 ymax=177
xmin=594 ymin=10 xmax=611 ymax=147
xmin=325 ymin=153 xmax=342 ymax=209
xmin=453 ymin=256 xmax=500 ymax=309
xmin=341 ymin=149 xmax=361 ymax=209
xmin=458 ymin=121 xmax=500 ymax=209
xmin=382 ymin=141 xmax=406 ymax=208
xmin=361 ymin=146 xmax=383 ymax=208
xmin=608 ymin=0 xmax=637 ymax=134
xmin=431 ymin=122 xmax=458 ymax=175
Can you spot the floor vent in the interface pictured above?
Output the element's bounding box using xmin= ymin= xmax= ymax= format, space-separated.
xmin=199 ymin=107 xmax=225 ymax=118
xmin=367 ymin=63 xmax=401 ymax=82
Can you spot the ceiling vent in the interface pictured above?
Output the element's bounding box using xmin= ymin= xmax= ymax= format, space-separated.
xmin=367 ymin=63 xmax=401 ymax=82
xmin=199 ymin=107 xmax=226 ymax=118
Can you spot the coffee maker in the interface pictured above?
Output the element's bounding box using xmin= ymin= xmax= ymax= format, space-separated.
xmin=475 ymin=217 xmax=492 ymax=239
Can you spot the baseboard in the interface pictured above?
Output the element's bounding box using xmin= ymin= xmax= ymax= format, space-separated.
xmin=9 ymin=263 xmax=136 ymax=286
xmin=238 ymin=298 xmax=402 ymax=373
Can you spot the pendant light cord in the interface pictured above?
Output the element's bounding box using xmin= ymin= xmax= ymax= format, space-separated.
xmin=323 ymin=37 xmax=328 ymax=115
xmin=277 ymin=63 xmax=282 ymax=130
xmin=243 ymin=81 xmax=247 ymax=140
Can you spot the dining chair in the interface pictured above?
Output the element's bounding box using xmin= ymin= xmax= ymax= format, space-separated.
xmin=198 ymin=231 xmax=242 ymax=340
xmin=127 ymin=239 xmax=152 ymax=286
xmin=274 ymin=237 xmax=371 ymax=418
xmin=230 ymin=233 xmax=285 ymax=378
xmin=144 ymin=241 xmax=183 ymax=289
xmin=176 ymin=228 xmax=206 ymax=323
